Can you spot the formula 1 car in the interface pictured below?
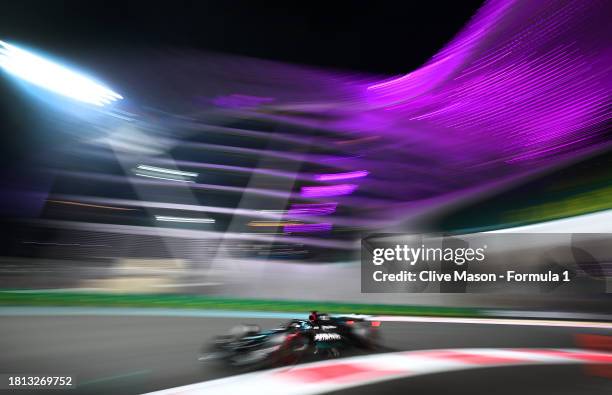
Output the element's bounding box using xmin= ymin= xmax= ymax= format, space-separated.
xmin=198 ymin=313 xmax=381 ymax=369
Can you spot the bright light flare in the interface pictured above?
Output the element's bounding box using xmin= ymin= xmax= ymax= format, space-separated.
xmin=155 ymin=215 xmax=215 ymax=224
xmin=136 ymin=165 xmax=198 ymax=178
xmin=0 ymin=40 xmax=123 ymax=106
xmin=314 ymin=170 xmax=369 ymax=181
xmin=300 ymin=184 xmax=357 ymax=198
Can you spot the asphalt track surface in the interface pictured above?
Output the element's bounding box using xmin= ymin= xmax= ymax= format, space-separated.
xmin=1 ymin=313 xmax=611 ymax=395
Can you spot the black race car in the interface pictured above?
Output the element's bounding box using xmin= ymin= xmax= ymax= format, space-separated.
xmin=199 ymin=313 xmax=381 ymax=369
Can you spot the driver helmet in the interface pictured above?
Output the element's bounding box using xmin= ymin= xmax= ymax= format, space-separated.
xmin=308 ymin=311 xmax=319 ymax=321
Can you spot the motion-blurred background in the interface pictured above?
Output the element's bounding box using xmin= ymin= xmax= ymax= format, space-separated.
xmin=0 ymin=1 xmax=611 ymax=394
xmin=0 ymin=0 xmax=610 ymax=310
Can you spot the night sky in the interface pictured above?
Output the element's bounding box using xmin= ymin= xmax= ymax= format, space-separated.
xmin=1 ymin=1 xmax=483 ymax=74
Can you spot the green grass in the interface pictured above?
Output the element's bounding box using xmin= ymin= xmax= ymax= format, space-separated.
xmin=0 ymin=291 xmax=483 ymax=317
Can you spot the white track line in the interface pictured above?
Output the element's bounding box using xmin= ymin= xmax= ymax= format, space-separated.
xmin=371 ymin=315 xmax=612 ymax=329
